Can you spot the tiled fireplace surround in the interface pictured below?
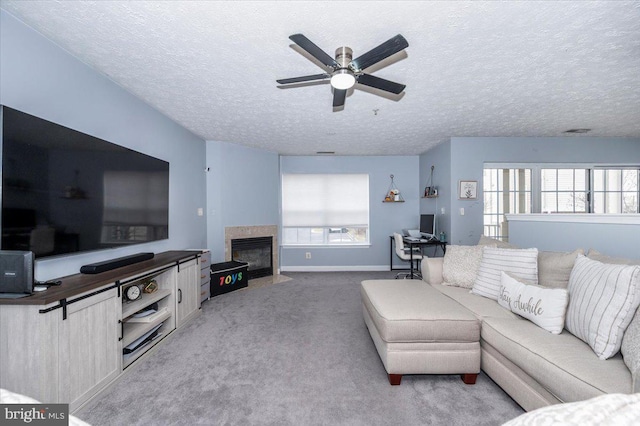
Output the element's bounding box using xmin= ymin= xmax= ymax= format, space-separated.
xmin=224 ymin=225 xmax=278 ymax=276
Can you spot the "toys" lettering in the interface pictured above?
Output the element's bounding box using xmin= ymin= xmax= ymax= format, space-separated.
xmin=219 ymin=272 xmax=242 ymax=286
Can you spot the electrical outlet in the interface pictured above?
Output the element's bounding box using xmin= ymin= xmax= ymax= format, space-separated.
xmin=441 ymin=207 xmax=446 ymax=214
xmin=197 ymin=207 xmax=204 ymax=216
xmin=305 ymin=252 xmax=311 ymax=259
xmin=460 ymin=208 xmax=465 ymax=216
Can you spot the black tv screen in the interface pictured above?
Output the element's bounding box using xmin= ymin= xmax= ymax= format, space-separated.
xmin=1 ymin=106 xmax=169 ymax=258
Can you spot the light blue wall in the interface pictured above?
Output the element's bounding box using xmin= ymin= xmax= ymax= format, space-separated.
xmin=0 ymin=10 xmax=207 ymax=280
xmin=205 ymin=141 xmax=280 ymax=263
xmin=509 ymin=219 xmax=640 ymax=259
xmin=280 ymin=156 xmax=420 ymax=270
xmin=420 ymin=141 xmax=451 ymax=240
xmin=448 ymin=137 xmax=640 ymax=246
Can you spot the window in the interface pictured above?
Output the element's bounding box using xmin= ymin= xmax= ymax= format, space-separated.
xmin=541 ymin=168 xmax=589 ymax=213
xmin=483 ymin=165 xmax=640 ymax=240
xmin=593 ymin=168 xmax=639 ymax=213
xmin=483 ymin=168 xmax=532 ymax=240
xmin=281 ymin=174 xmax=369 ymax=245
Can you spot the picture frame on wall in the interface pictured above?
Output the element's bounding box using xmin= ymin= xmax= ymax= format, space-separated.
xmin=459 ymin=180 xmax=477 ymax=200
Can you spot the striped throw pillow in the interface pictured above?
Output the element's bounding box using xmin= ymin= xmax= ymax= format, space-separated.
xmin=565 ymin=255 xmax=640 ymax=360
xmin=471 ymin=246 xmax=538 ymax=300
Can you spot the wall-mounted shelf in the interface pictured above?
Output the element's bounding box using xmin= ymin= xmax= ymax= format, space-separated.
xmin=423 ymin=165 xmax=438 ymax=198
xmin=383 ymin=174 xmax=404 ymax=202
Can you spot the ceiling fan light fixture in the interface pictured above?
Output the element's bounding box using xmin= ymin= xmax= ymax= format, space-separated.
xmin=330 ymin=69 xmax=356 ymax=90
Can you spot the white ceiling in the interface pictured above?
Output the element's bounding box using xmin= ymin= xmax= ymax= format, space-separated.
xmin=2 ymin=1 xmax=639 ymax=155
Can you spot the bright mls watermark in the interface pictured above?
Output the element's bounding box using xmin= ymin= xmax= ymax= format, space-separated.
xmin=1 ymin=404 xmax=68 ymax=425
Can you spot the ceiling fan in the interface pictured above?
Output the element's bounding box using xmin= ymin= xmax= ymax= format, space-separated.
xmin=276 ymin=34 xmax=409 ymax=109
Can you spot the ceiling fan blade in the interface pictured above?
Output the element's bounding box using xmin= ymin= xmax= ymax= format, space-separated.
xmin=277 ymin=74 xmax=330 ymax=85
xmin=289 ymin=34 xmax=339 ymax=69
xmin=356 ymin=74 xmax=406 ymax=94
xmin=350 ymin=34 xmax=409 ymax=71
xmin=333 ymin=89 xmax=347 ymax=107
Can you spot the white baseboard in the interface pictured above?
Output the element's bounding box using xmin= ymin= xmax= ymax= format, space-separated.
xmin=280 ymin=265 xmax=390 ymax=272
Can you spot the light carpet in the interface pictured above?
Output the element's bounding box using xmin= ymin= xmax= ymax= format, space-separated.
xmin=77 ymin=271 xmax=524 ymax=425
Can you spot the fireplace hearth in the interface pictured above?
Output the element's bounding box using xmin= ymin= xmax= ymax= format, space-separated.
xmin=231 ymin=236 xmax=273 ymax=280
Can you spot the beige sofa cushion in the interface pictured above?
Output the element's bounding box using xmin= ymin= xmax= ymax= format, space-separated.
xmin=538 ymin=249 xmax=584 ymax=289
xmin=482 ymin=317 xmax=632 ymax=403
xmin=431 ymin=283 xmax=519 ymax=320
xmin=587 ymin=249 xmax=640 ymax=266
xmin=361 ymin=279 xmax=479 ymax=343
xmin=478 ymin=235 xmax=518 ymax=249
xmin=421 ymin=257 xmax=444 ymax=285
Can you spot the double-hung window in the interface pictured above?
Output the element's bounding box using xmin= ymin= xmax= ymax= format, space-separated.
xmin=281 ymin=174 xmax=369 ymax=245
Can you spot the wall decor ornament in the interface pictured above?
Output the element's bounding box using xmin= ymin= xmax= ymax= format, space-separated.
xmin=423 ymin=165 xmax=438 ymax=198
xmin=383 ymin=174 xmax=404 ymax=202
xmin=459 ymin=180 xmax=477 ymax=200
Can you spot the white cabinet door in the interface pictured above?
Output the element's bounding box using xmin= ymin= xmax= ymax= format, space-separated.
xmin=176 ymin=258 xmax=200 ymax=327
xmin=58 ymin=286 xmax=121 ymax=411
xmin=0 ymin=304 xmax=59 ymax=404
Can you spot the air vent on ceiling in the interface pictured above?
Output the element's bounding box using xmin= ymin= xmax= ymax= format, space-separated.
xmin=564 ymin=128 xmax=591 ymax=134
xmin=316 ymin=151 xmax=335 ymax=155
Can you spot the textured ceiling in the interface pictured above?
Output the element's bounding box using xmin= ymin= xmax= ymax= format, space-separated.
xmin=1 ymin=1 xmax=639 ymax=155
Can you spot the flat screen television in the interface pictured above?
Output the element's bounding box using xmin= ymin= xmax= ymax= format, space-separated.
xmin=1 ymin=106 xmax=169 ymax=258
xmin=420 ymin=214 xmax=435 ymax=236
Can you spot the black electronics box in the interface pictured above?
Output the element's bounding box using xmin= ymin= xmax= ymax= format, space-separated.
xmin=0 ymin=250 xmax=34 ymax=298
xmin=210 ymin=261 xmax=248 ymax=297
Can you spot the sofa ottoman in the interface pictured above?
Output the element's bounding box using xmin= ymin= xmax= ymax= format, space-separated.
xmin=361 ymin=279 xmax=481 ymax=385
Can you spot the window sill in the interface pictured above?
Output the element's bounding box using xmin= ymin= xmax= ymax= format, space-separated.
xmin=506 ymin=213 xmax=640 ymax=225
xmin=281 ymin=244 xmax=371 ymax=249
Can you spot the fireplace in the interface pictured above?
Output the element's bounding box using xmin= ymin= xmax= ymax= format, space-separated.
xmin=231 ymin=236 xmax=273 ymax=280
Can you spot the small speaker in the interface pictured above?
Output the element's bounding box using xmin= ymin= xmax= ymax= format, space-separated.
xmin=0 ymin=250 xmax=34 ymax=297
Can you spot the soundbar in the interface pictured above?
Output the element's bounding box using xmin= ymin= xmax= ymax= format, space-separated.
xmin=80 ymin=252 xmax=155 ymax=274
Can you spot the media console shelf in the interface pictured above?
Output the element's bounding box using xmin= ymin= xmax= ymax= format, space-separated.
xmin=0 ymin=250 xmax=203 ymax=413
xmin=120 ymin=265 xmax=176 ymax=369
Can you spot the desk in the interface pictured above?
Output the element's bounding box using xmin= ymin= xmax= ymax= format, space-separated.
xmin=389 ymin=235 xmax=447 ymax=279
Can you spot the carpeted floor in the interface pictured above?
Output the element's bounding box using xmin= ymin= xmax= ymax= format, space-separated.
xmin=77 ymin=271 xmax=524 ymax=425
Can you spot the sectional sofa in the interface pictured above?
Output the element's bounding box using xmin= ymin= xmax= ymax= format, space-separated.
xmin=361 ymin=237 xmax=640 ymax=412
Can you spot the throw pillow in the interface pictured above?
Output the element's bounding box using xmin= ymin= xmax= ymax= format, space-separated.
xmin=538 ymin=249 xmax=584 ymax=289
xmin=498 ymin=272 xmax=569 ymax=334
xmin=477 ymin=234 xmax=518 ymax=249
xmin=471 ymin=246 xmax=539 ymax=300
xmin=565 ymin=255 xmax=640 ymax=360
xmin=442 ymin=245 xmax=488 ymax=288
xmin=622 ymin=309 xmax=640 ymax=393
xmin=503 ymin=393 xmax=640 ymax=426
xmin=587 ymin=249 xmax=640 ymax=266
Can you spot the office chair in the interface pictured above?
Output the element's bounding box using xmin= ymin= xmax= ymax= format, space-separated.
xmin=393 ymin=233 xmax=423 ymax=279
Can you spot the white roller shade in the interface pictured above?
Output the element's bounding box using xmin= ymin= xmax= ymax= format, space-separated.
xmin=282 ymin=174 xmax=369 ymax=227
